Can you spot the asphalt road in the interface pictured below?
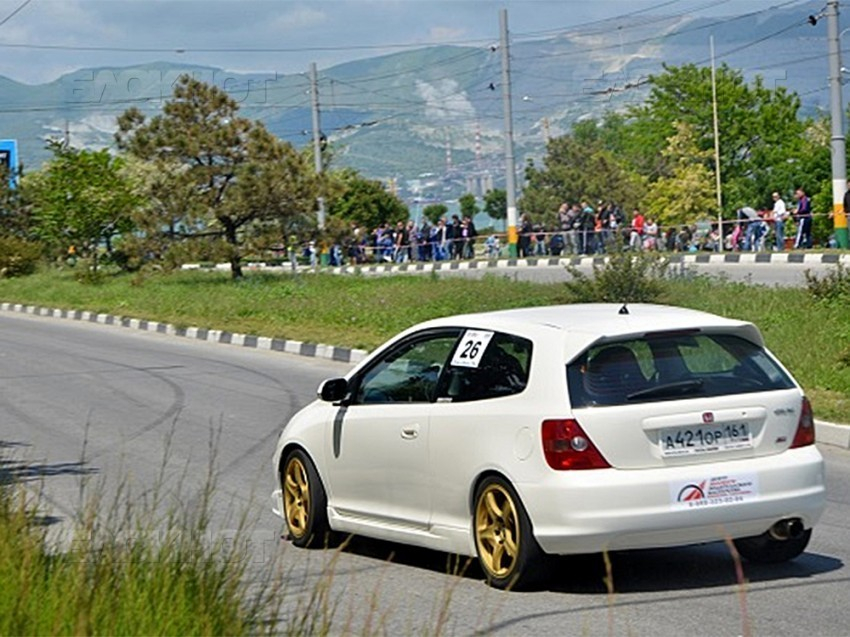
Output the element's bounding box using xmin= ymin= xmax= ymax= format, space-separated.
xmin=1 ymin=312 xmax=847 ymax=636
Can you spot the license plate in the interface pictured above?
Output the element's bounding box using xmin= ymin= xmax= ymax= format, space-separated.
xmin=660 ymin=423 xmax=752 ymax=457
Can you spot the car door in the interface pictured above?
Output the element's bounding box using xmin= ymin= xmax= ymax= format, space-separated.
xmin=427 ymin=330 xmax=535 ymax=533
xmin=324 ymin=329 xmax=460 ymax=530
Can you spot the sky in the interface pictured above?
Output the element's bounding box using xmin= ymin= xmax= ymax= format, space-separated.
xmin=0 ymin=0 xmax=811 ymax=85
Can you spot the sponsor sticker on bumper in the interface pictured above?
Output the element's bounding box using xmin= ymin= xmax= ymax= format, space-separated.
xmin=670 ymin=473 xmax=759 ymax=509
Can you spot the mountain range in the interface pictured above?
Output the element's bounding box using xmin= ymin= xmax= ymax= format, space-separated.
xmin=0 ymin=0 xmax=833 ymax=202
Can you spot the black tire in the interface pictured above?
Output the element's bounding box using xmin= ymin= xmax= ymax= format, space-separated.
xmin=281 ymin=449 xmax=332 ymax=548
xmin=733 ymin=528 xmax=812 ymax=564
xmin=472 ymin=476 xmax=549 ymax=590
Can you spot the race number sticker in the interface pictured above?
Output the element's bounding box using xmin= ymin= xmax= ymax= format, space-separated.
xmin=451 ymin=330 xmax=495 ymax=368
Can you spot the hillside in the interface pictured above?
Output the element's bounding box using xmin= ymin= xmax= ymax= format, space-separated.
xmin=0 ymin=0 xmax=830 ymax=202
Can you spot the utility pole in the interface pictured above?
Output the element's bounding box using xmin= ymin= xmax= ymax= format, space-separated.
xmin=710 ymin=35 xmax=724 ymax=251
xmin=499 ymin=9 xmax=519 ymax=258
xmin=310 ymin=62 xmax=326 ymax=230
xmin=826 ymin=1 xmax=848 ymax=248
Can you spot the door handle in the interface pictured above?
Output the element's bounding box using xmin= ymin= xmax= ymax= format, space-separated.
xmin=401 ymin=424 xmax=420 ymax=440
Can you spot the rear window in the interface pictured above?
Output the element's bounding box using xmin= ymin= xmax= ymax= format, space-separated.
xmin=566 ymin=333 xmax=795 ymax=407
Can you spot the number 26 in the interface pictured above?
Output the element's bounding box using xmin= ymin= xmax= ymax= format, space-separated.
xmin=461 ymin=340 xmax=482 ymax=359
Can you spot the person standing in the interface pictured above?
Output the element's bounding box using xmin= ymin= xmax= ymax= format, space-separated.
xmin=629 ymin=208 xmax=645 ymax=251
xmin=557 ymin=203 xmax=572 ymax=253
xmin=448 ymin=214 xmax=462 ymax=259
xmin=643 ymin=217 xmax=659 ymax=250
xmin=519 ymin=213 xmax=533 ymax=257
xmin=432 ymin=217 xmax=449 ymax=261
xmin=793 ymin=188 xmax=812 ymax=249
xmin=771 ymin=192 xmax=789 ymax=251
xmin=578 ymin=201 xmax=596 ymax=254
xmin=462 ymin=216 xmax=477 ymax=259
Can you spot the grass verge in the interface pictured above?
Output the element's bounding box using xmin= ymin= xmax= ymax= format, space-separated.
xmin=0 ymin=429 xmax=283 ymax=636
xmin=0 ymin=268 xmax=847 ymax=422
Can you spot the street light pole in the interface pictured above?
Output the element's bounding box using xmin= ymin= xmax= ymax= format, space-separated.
xmin=710 ymin=35 xmax=724 ymax=252
xmin=310 ymin=62 xmax=326 ymax=230
xmin=826 ymin=0 xmax=848 ymax=248
xmin=499 ymin=9 xmax=519 ymax=258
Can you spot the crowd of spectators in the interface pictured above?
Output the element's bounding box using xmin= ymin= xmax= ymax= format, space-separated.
xmin=334 ymin=214 xmax=479 ymax=266
xmin=290 ymin=191 xmax=827 ymax=267
xmin=517 ymin=201 xmax=696 ymax=257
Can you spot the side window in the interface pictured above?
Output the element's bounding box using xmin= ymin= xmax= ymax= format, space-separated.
xmin=354 ymin=332 xmax=459 ymax=405
xmin=439 ymin=331 xmax=532 ymax=402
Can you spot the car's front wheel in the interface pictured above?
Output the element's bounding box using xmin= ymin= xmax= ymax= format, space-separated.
xmin=473 ymin=476 xmax=548 ymax=590
xmin=733 ymin=528 xmax=812 ymax=563
xmin=282 ymin=449 xmax=332 ymax=548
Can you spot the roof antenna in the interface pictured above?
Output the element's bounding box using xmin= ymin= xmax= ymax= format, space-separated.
xmin=618 ymin=303 xmax=629 ymax=315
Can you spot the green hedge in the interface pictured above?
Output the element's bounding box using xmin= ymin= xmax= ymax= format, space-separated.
xmin=0 ymin=237 xmax=41 ymax=278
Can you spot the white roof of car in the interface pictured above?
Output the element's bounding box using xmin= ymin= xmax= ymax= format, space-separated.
xmin=418 ymin=303 xmax=763 ymax=346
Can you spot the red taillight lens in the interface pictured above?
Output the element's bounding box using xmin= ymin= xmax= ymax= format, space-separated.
xmin=790 ymin=396 xmax=816 ymax=448
xmin=541 ymin=419 xmax=611 ymax=470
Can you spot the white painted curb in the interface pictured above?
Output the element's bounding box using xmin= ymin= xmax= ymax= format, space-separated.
xmin=815 ymin=420 xmax=850 ymax=449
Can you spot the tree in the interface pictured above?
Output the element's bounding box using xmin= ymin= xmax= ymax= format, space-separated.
xmin=483 ymin=189 xmax=507 ymax=221
xmin=458 ymin=193 xmax=478 ymax=219
xmin=619 ymin=64 xmax=808 ymax=210
xmin=0 ymin=165 xmax=31 ymax=239
xmin=27 ymin=142 xmax=140 ymax=273
xmin=326 ymin=168 xmax=408 ymax=230
xmin=521 ymin=135 xmax=644 ymax=226
xmin=642 ymin=122 xmax=717 ymax=227
xmin=115 ymin=75 xmax=316 ymax=279
xmin=422 ymin=203 xmax=448 ymax=225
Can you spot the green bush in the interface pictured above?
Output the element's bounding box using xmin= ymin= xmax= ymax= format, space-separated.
xmin=563 ymin=240 xmax=669 ymax=304
xmin=0 ymin=236 xmax=42 ymax=277
xmin=804 ymin=263 xmax=850 ymax=302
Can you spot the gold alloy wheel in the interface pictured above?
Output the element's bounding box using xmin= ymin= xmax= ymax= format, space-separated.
xmin=283 ymin=456 xmax=311 ymax=539
xmin=475 ymin=483 xmax=521 ymax=579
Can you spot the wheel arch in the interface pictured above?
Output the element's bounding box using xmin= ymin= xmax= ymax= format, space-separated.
xmin=278 ymin=443 xmax=322 ymax=487
xmin=469 ymin=469 xmax=515 ymax=516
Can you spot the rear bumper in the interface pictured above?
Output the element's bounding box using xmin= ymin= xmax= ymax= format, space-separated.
xmin=519 ymin=446 xmax=826 ymax=555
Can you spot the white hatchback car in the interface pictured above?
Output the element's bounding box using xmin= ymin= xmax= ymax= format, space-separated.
xmin=271 ymin=304 xmax=826 ymax=589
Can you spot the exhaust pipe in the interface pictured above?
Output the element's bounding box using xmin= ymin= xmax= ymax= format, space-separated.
xmin=769 ymin=518 xmax=805 ymax=541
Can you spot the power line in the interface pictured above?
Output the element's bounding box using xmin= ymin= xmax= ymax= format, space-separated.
xmin=0 ymin=0 xmax=32 ymax=28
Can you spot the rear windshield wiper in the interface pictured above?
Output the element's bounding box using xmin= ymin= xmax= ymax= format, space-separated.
xmin=627 ymin=379 xmax=705 ymax=401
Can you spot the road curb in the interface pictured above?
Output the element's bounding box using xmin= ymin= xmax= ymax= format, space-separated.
xmin=181 ymin=251 xmax=850 ymax=276
xmin=0 ymin=302 xmax=368 ymax=365
xmin=815 ymin=420 xmax=850 ymax=449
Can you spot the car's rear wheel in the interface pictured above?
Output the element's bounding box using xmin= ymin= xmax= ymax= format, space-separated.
xmin=733 ymin=528 xmax=812 ymax=563
xmin=473 ymin=476 xmax=548 ymax=590
xmin=282 ymin=449 xmax=332 ymax=548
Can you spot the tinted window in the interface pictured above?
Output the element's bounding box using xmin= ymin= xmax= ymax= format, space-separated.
xmin=438 ymin=332 xmax=532 ymax=402
xmin=355 ymin=332 xmax=460 ymax=404
xmin=567 ymin=333 xmax=795 ymax=407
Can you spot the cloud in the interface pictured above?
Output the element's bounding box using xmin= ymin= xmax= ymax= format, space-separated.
xmin=416 ymin=79 xmax=475 ymax=123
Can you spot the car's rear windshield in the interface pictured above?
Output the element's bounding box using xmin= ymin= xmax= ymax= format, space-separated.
xmin=566 ymin=332 xmax=795 ymax=407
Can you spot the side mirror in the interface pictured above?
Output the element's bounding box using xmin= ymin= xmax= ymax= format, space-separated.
xmin=318 ymin=377 xmax=348 ymax=402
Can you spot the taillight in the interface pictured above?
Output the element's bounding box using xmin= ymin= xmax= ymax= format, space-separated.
xmin=541 ymin=419 xmax=611 ymax=470
xmin=790 ymin=396 xmax=816 ymax=448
